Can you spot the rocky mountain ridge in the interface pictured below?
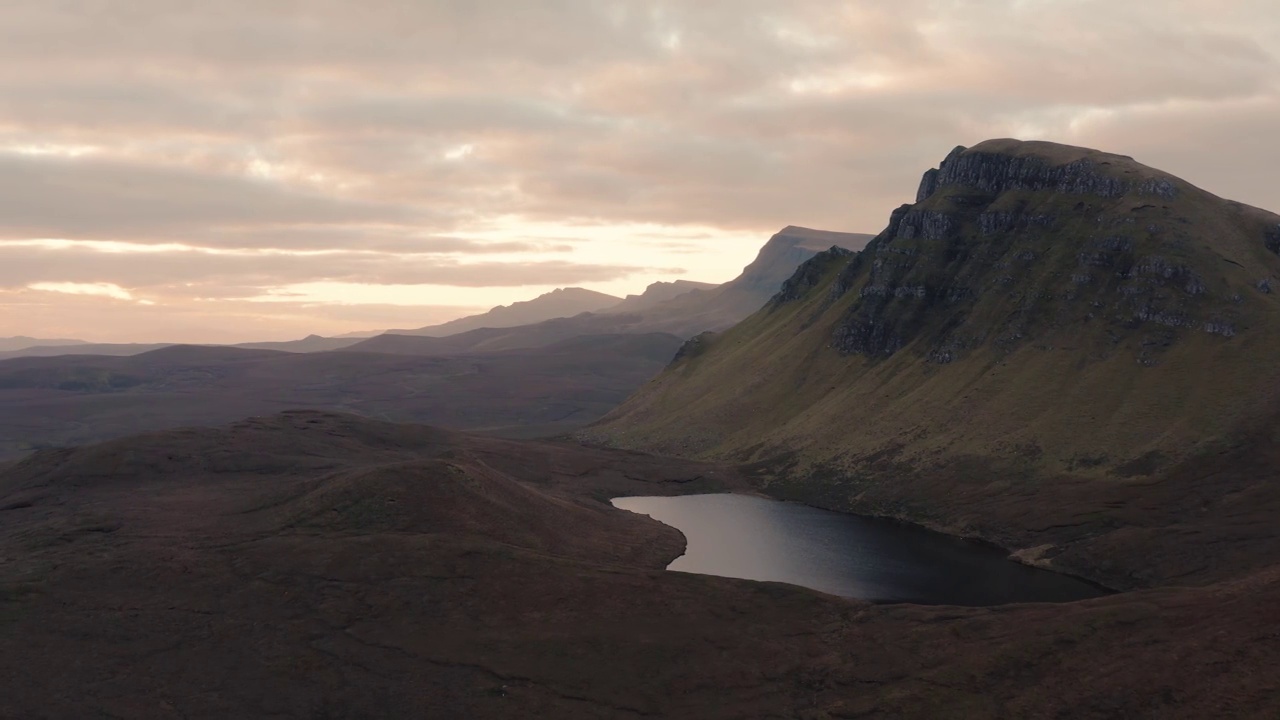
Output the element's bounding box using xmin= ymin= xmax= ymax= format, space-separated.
xmin=588 ymin=139 xmax=1280 ymax=590
xmin=391 ymin=287 xmax=623 ymax=337
xmin=814 ymin=139 xmax=1277 ymax=366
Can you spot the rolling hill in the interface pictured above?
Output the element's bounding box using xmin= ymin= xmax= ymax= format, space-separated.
xmin=0 ymin=341 xmax=175 ymax=360
xmin=0 ymin=333 xmax=685 ymax=459
xmin=232 ymin=334 xmax=365 ymax=353
xmin=0 ymin=336 xmax=87 ymax=353
xmin=390 ymin=287 xmax=623 ymax=337
xmin=0 ymin=412 xmax=1276 ymax=717
xmin=588 ymin=139 xmax=1280 ymax=591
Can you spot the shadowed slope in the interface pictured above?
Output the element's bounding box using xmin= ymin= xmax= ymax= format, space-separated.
xmin=0 ymin=334 xmax=685 ymax=459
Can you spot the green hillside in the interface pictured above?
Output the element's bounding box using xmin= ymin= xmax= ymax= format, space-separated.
xmin=587 ymin=139 xmax=1280 ymax=590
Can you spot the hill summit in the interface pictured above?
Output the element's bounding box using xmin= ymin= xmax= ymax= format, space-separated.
xmin=392 ymin=287 xmax=622 ymax=337
xmin=588 ymin=139 xmax=1280 ymax=590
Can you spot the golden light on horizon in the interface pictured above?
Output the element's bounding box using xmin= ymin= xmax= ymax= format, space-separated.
xmin=0 ymin=1 xmax=1275 ymax=342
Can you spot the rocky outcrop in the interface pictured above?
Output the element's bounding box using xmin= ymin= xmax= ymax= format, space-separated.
xmin=670 ymin=331 xmax=718 ymax=365
xmin=1266 ymin=224 xmax=1280 ymax=255
xmin=799 ymin=142 xmax=1256 ymax=365
xmin=772 ymin=247 xmax=856 ymax=305
xmin=915 ymin=142 xmax=1179 ymax=203
xmin=915 ymin=145 xmax=965 ymax=202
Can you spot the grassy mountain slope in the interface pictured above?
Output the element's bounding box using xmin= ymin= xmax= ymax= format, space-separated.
xmin=588 ymin=139 xmax=1280 ymax=589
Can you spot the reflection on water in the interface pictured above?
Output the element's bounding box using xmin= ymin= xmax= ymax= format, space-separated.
xmin=612 ymin=493 xmax=1108 ymax=606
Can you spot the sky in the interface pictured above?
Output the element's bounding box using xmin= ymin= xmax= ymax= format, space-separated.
xmin=1 ymin=0 xmax=1278 ymax=343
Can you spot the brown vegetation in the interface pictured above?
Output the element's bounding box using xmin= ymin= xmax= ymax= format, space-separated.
xmin=0 ymin=412 xmax=1276 ymax=718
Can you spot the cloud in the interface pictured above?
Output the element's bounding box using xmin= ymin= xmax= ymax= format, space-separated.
xmin=0 ymin=153 xmax=418 ymax=242
xmin=4 ymin=285 xmax=487 ymax=343
xmin=0 ymin=0 xmax=1276 ymax=340
xmin=0 ymin=243 xmax=668 ymax=292
xmin=27 ymin=282 xmax=135 ymax=301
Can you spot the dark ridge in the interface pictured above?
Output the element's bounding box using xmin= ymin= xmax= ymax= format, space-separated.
xmin=771 ymin=246 xmax=857 ymax=305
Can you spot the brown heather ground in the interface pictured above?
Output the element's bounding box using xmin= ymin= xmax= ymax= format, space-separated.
xmin=0 ymin=412 xmax=1277 ymax=719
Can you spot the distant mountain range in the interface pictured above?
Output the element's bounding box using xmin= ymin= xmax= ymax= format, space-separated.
xmin=602 ymin=280 xmax=718 ymax=314
xmin=389 ymin=287 xmax=624 ymax=337
xmin=1 ymin=226 xmax=872 ymax=360
xmin=233 ymin=335 xmax=367 ymax=353
xmin=0 ymin=341 xmax=174 ymax=358
xmin=338 ymin=227 xmax=873 ymax=356
xmin=0 ymin=336 xmax=88 ymax=353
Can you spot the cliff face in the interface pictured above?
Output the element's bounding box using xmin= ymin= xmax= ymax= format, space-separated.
xmin=586 ymin=139 xmax=1280 ymax=590
xmin=915 ymin=142 xmax=1177 ymax=203
xmin=817 ymin=139 xmax=1271 ymax=367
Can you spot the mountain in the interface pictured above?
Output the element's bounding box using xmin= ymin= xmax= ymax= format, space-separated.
xmin=0 ymin=336 xmax=87 ymax=353
xmin=1 ymin=229 xmax=865 ymax=362
xmin=233 ymin=334 xmax=363 ymax=353
xmin=392 ymin=287 xmax=623 ymax=337
xmin=0 ymin=342 xmax=175 ymax=360
xmin=0 ymin=335 xmax=377 ymax=360
xmin=0 ymin=336 xmax=363 ymax=360
xmin=0 ymin=333 xmax=685 ymax=459
xmin=344 ymin=316 xmax=638 ymax=355
xmin=1 ymin=412 xmax=1276 ymax=717
xmin=354 ymin=227 xmax=876 ymax=355
xmin=588 ymin=139 xmax=1280 ymax=591
xmin=630 ymin=226 xmax=875 ymax=337
xmin=602 ymin=279 xmax=717 ymax=314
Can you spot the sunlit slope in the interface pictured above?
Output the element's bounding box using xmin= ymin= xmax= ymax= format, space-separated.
xmin=588 ymin=140 xmax=1280 ymax=587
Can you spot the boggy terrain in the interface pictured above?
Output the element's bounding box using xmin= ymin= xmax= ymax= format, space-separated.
xmin=0 ymin=411 xmax=1277 ymax=719
xmin=589 ymin=139 xmax=1280 ymax=592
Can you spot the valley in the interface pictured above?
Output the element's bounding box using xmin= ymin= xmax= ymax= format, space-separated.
xmin=6 ymin=1 xmax=1279 ymax=715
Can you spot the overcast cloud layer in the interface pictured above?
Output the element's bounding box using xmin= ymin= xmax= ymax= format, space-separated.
xmin=1 ymin=0 xmax=1277 ymax=342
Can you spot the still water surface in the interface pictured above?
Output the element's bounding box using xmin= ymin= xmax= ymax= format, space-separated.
xmin=612 ymin=493 xmax=1108 ymax=606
